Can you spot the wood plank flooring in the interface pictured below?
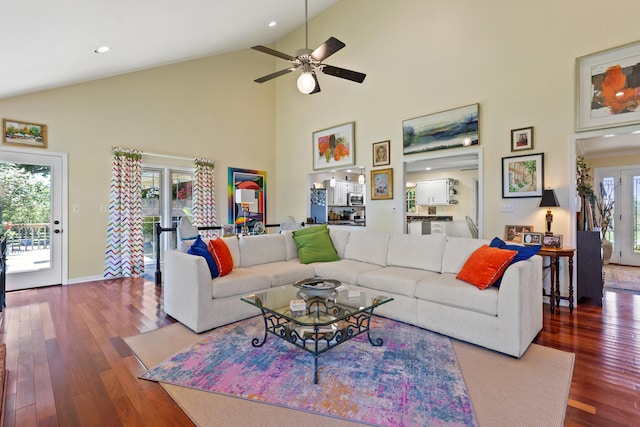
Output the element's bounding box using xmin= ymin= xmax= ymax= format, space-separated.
xmin=1 ymin=267 xmax=639 ymax=426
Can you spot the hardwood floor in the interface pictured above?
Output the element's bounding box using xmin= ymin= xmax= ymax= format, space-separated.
xmin=1 ymin=269 xmax=640 ymax=426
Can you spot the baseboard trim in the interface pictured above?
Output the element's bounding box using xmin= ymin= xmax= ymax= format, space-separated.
xmin=66 ymin=275 xmax=105 ymax=285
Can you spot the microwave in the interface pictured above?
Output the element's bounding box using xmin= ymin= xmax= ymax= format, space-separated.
xmin=347 ymin=192 xmax=364 ymax=206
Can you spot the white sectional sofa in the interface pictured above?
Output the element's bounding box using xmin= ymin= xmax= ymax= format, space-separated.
xmin=163 ymin=228 xmax=542 ymax=357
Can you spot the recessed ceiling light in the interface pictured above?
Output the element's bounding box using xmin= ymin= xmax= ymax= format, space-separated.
xmin=268 ymin=21 xmax=277 ymax=28
xmin=94 ymin=46 xmax=110 ymax=54
xmin=603 ymin=134 xmax=616 ymax=138
xmin=425 ymin=167 xmax=432 ymax=171
xmin=632 ymin=130 xmax=640 ymax=134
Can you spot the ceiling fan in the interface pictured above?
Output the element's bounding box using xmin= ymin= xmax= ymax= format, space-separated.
xmin=251 ymin=0 xmax=366 ymax=94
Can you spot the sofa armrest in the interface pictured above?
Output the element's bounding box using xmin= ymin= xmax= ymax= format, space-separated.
xmin=496 ymin=255 xmax=543 ymax=356
xmin=164 ymin=250 xmax=213 ymax=332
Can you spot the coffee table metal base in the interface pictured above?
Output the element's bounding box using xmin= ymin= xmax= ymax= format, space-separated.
xmin=251 ymin=298 xmax=384 ymax=384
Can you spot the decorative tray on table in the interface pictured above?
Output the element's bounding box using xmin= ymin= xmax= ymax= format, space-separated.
xmin=293 ymin=278 xmax=341 ymax=296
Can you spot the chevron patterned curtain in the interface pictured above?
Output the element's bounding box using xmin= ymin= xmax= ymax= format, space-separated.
xmin=192 ymin=158 xmax=217 ymax=238
xmin=104 ymin=148 xmax=144 ymax=277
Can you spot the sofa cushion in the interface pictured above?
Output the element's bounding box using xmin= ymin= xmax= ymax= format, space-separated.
xmin=343 ymin=231 xmax=390 ymax=266
xmin=415 ymin=273 xmax=499 ymax=316
xmin=249 ymin=261 xmax=316 ymax=287
xmin=207 ymin=238 xmax=234 ymax=277
xmin=441 ymin=237 xmax=490 ymax=274
xmin=281 ymin=230 xmax=299 ymax=261
xmin=293 ymin=229 xmax=340 ymax=264
xmin=313 ymin=259 xmax=383 ymax=286
xmin=489 ymin=237 xmax=542 ymax=264
xmin=456 ymin=245 xmax=517 ymax=289
xmin=387 ymin=233 xmax=447 ymax=272
xmin=210 ymin=268 xmax=272 ymax=299
xmin=357 ymin=266 xmax=440 ymax=297
xmin=239 ymin=234 xmax=287 ymax=267
xmin=187 ymin=235 xmax=219 ymax=278
xmin=329 ymin=229 xmax=351 ymax=259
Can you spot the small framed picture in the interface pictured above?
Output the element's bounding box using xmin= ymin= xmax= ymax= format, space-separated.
xmin=510 ymin=126 xmax=533 ymax=151
xmin=522 ymin=232 xmax=542 ymax=246
xmin=543 ymin=234 xmax=563 ymax=248
xmin=2 ymin=118 xmax=48 ymax=148
xmin=504 ymin=225 xmax=534 ymax=243
xmin=370 ymin=168 xmax=393 ymax=200
xmin=372 ymin=140 xmax=390 ymax=167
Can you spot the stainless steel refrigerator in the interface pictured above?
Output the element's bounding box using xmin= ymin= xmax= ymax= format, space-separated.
xmin=310 ymin=188 xmax=328 ymax=224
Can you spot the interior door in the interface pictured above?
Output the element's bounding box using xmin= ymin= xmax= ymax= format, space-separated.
xmin=619 ymin=169 xmax=640 ymax=266
xmin=1 ymin=149 xmax=65 ymax=290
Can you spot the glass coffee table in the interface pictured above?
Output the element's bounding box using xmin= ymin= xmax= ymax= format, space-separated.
xmin=241 ymin=279 xmax=393 ymax=384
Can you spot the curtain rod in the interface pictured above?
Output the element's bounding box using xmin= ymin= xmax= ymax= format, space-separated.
xmin=143 ymin=151 xmax=195 ymax=161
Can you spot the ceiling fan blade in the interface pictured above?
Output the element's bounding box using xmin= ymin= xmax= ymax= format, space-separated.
xmin=321 ymin=65 xmax=366 ymax=83
xmin=310 ymin=73 xmax=321 ymax=94
xmin=251 ymin=45 xmax=295 ymax=61
xmin=310 ymin=37 xmax=346 ymax=62
xmin=254 ymin=68 xmax=294 ymax=83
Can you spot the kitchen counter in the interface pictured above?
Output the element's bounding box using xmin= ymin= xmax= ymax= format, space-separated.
xmin=406 ymin=215 xmax=453 ymax=222
xmin=328 ymin=220 xmax=366 ymax=227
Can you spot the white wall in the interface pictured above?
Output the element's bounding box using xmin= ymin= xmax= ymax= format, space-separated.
xmin=274 ymin=0 xmax=640 ymax=238
xmin=0 ymin=50 xmax=276 ymax=279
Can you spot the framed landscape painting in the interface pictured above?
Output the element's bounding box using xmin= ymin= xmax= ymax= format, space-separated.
xmin=501 ymin=153 xmax=544 ymax=198
xmin=402 ymin=104 xmax=478 ymax=155
xmin=576 ymin=40 xmax=640 ymax=131
xmin=312 ymin=122 xmax=355 ymax=171
xmin=2 ymin=118 xmax=47 ymax=148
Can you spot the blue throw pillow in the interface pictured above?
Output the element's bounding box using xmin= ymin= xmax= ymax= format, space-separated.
xmin=187 ymin=235 xmax=219 ymax=278
xmin=489 ymin=237 xmax=541 ymax=287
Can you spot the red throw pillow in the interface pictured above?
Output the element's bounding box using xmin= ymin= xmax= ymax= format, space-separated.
xmin=456 ymin=245 xmax=517 ymax=290
xmin=207 ymin=238 xmax=234 ymax=278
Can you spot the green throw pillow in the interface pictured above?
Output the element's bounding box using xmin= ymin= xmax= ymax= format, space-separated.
xmin=292 ymin=228 xmax=339 ymax=264
xmin=292 ymin=224 xmax=328 ymax=238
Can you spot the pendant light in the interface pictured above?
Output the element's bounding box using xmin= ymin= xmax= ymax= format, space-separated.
xmin=358 ymin=168 xmax=365 ymax=185
xmin=330 ymin=172 xmax=336 ymax=187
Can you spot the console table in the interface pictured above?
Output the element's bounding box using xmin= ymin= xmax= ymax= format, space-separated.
xmin=539 ymin=247 xmax=576 ymax=313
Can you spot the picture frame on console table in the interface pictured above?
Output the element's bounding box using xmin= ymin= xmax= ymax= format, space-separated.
xmin=522 ymin=231 xmax=542 ymax=245
xmin=370 ymin=168 xmax=393 ymax=200
xmin=543 ymin=234 xmax=563 ymax=248
xmin=576 ymin=40 xmax=640 ymax=131
xmin=312 ymin=122 xmax=355 ymax=171
xmin=504 ymin=225 xmax=534 ymax=243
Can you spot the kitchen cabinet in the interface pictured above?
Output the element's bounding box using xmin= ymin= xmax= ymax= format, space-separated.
xmin=416 ymin=179 xmax=455 ymax=205
xmin=325 ymin=180 xmax=364 ymax=206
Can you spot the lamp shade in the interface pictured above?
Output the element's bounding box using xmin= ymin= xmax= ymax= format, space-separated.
xmin=235 ymin=189 xmax=256 ymax=204
xmin=539 ymin=189 xmax=559 ymax=208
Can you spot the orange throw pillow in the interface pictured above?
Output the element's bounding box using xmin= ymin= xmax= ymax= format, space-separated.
xmin=207 ymin=238 xmax=234 ymax=278
xmin=456 ymin=245 xmax=517 ymax=290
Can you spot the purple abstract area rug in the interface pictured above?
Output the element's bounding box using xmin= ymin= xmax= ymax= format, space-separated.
xmin=141 ymin=316 xmax=477 ymax=427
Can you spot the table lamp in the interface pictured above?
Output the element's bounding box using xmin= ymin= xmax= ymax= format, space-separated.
xmin=539 ymin=189 xmax=559 ymax=236
xmin=235 ymin=189 xmax=256 ymax=236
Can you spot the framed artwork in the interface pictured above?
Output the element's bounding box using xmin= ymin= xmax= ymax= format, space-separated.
xmin=227 ymin=167 xmax=266 ymax=227
xmin=504 ymin=225 xmax=534 ymax=243
xmin=402 ymin=104 xmax=478 ymax=155
xmin=501 ymin=153 xmax=544 ymax=198
xmin=2 ymin=118 xmax=47 ymax=148
xmin=543 ymin=234 xmax=563 ymax=248
xmin=522 ymin=232 xmax=543 ymax=246
xmin=371 ymin=168 xmax=393 ymax=200
xmin=511 ymin=126 xmax=533 ymax=151
xmin=312 ymin=122 xmax=355 ymax=171
xmin=576 ymin=40 xmax=640 ymax=131
xmin=372 ymin=140 xmax=390 ymax=167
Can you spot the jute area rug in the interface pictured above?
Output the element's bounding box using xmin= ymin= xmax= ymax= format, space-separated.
xmin=125 ymin=320 xmax=574 ymax=427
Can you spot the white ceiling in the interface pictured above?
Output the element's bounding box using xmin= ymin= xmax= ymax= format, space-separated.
xmin=0 ymin=0 xmax=339 ymax=100
xmin=577 ymin=130 xmax=640 ymax=158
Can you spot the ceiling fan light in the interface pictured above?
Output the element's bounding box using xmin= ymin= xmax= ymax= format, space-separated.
xmin=297 ymin=72 xmax=316 ymax=94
